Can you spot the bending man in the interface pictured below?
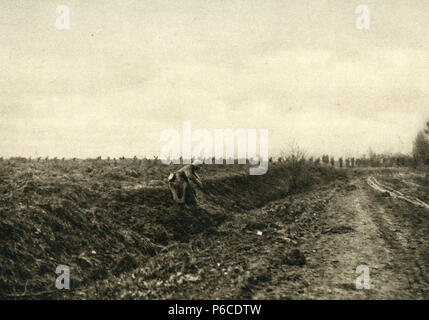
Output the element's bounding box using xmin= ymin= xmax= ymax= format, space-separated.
xmin=168 ymin=162 xmax=203 ymax=205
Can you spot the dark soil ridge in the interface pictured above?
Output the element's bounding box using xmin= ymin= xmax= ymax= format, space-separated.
xmin=0 ymin=162 xmax=342 ymax=299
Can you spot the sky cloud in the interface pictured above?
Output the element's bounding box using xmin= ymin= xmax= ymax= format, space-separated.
xmin=0 ymin=0 xmax=428 ymax=158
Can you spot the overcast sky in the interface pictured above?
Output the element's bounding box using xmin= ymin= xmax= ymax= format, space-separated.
xmin=0 ymin=0 xmax=428 ymax=158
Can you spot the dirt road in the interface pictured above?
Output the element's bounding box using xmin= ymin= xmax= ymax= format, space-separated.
xmin=297 ymin=176 xmax=429 ymax=299
xmin=248 ymin=173 xmax=429 ymax=299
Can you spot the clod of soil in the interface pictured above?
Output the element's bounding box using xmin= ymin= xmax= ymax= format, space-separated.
xmin=322 ymin=225 xmax=354 ymax=235
xmin=345 ymin=184 xmax=357 ymax=191
xmin=284 ymin=249 xmax=306 ymax=266
xmin=243 ymin=221 xmax=267 ymax=231
xmin=113 ymin=254 xmax=138 ymax=277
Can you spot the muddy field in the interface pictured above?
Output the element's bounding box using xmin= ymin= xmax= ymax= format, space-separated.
xmin=0 ymin=159 xmax=428 ymax=299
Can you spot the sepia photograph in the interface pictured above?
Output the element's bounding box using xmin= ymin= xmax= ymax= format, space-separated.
xmin=0 ymin=0 xmax=428 ymax=305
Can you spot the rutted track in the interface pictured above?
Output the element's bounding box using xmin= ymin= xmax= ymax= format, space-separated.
xmin=367 ymin=176 xmax=429 ymax=210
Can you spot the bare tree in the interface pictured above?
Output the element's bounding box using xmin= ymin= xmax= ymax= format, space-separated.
xmin=413 ymin=130 xmax=429 ymax=165
xmin=280 ymin=141 xmax=307 ymax=169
